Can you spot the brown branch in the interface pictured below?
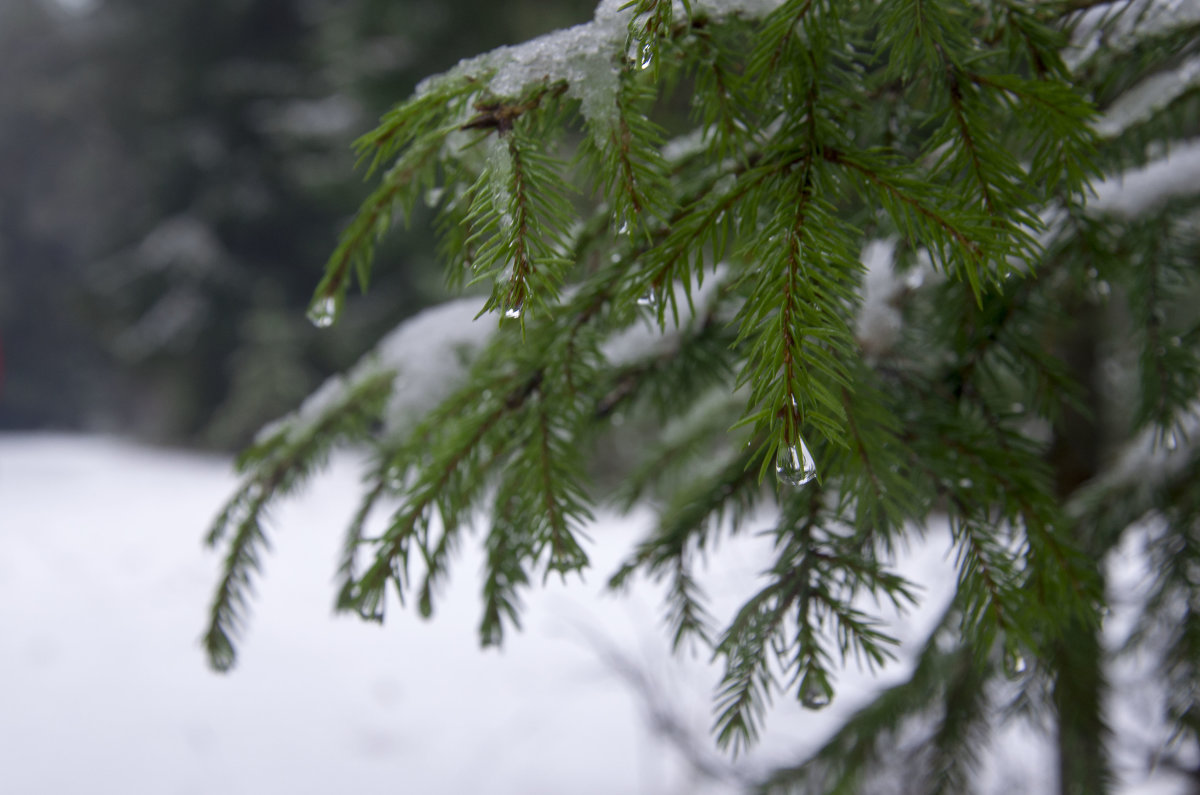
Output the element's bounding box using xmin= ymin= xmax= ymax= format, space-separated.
xmin=945 ymin=64 xmax=998 ymax=216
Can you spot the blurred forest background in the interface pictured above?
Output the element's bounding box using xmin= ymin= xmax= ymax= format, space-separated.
xmin=0 ymin=0 xmax=596 ymax=449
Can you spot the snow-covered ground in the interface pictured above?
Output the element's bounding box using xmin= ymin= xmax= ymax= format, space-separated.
xmin=0 ymin=434 xmax=1187 ymax=794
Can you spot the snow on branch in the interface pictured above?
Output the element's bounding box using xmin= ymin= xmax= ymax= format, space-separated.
xmin=1069 ymin=0 xmax=1200 ymax=70
xmin=258 ymin=298 xmax=493 ymax=446
xmin=1088 ymin=137 xmax=1200 ymax=218
xmin=1077 ymin=398 xmax=1200 ymax=499
xmin=416 ymin=0 xmax=784 ymax=131
xmin=855 ymin=239 xmax=905 ymax=359
xmin=1095 ymin=53 xmax=1200 ymax=138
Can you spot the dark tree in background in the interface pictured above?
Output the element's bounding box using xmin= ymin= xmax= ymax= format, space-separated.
xmin=0 ymin=0 xmax=595 ymax=446
xmin=0 ymin=0 xmax=124 ymax=430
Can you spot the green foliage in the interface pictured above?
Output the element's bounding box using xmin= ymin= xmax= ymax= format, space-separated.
xmin=206 ymin=0 xmax=1200 ymax=789
xmin=204 ymin=369 xmax=394 ymax=670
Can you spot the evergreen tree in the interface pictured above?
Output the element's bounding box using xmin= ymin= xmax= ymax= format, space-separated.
xmin=79 ymin=0 xmax=415 ymax=446
xmin=205 ymin=0 xmax=1200 ymax=790
xmin=0 ymin=0 xmax=131 ymax=430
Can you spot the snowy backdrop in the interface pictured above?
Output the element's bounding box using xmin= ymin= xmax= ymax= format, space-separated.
xmin=0 ymin=434 xmax=1187 ymax=794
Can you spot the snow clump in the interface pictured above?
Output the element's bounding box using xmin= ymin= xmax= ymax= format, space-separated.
xmin=415 ymin=0 xmax=788 ymax=134
xmin=264 ymin=298 xmax=494 ymax=445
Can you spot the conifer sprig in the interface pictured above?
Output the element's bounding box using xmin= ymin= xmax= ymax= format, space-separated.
xmin=204 ymin=369 xmax=394 ymax=670
xmin=203 ymin=0 xmax=1200 ymax=783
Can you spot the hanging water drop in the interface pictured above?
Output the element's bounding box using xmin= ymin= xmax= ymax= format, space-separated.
xmin=800 ymin=677 xmax=832 ymax=710
xmin=1166 ymin=429 xmax=1180 ymax=451
xmin=1003 ymin=647 xmax=1028 ymax=679
xmin=776 ymin=438 xmax=817 ymax=487
xmin=636 ymin=285 xmax=658 ymax=308
xmin=503 ymin=297 xmax=524 ymax=320
xmin=639 ymin=44 xmax=653 ymax=70
xmin=307 ymin=295 xmax=337 ymax=328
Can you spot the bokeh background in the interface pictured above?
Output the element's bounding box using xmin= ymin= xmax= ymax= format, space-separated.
xmin=0 ymin=0 xmax=594 ymax=447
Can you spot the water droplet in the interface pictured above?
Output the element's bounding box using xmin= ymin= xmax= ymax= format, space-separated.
xmin=1166 ymin=429 xmax=1180 ymax=451
xmin=639 ymin=44 xmax=653 ymax=70
xmin=776 ymin=438 xmax=817 ymax=487
xmin=307 ymin=296 xmax=337 ymax=328
xmin=636 ymin=286 xmax=658 ymax=308
xmin=503 ymin=298 xmax=524 ymax=320
xmin=1003 ymin=647 xmax=1028 ymax=678
xmin=800 ymin=677 xmax=832 ymax=710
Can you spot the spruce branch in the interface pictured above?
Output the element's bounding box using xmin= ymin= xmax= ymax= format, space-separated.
xmin=611 ymin=445 xmax=762 ymax=588
xmin=744 ymin=0 xmax=817 ymax=89
xmin=825 ymin=147 xmax=998 ymax=288
xmin=204 ymin=370 xmax=394 ymax=669
xmin=465 ymin=120 xmax=577 ymax=322
xmin=346 ymin=370 xmax=535 ymax=620
xmin=198 ymin=0 xmax=1200 ymax=780
xmin=356 ymin=75 xmax=484 ymax=175
xmin=334 ymin=472 xmax=388 ymax=611
xmin=313 ymin=129 xmax=450 ymax=313
xmin=757 ymin=607 xmax=964 ymax=793
xmin=479 ymin=485 xmax=533 ymax=647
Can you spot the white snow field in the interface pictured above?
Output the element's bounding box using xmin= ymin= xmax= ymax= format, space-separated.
xmin=0 ymin=434 xmax=1189 ymax=794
